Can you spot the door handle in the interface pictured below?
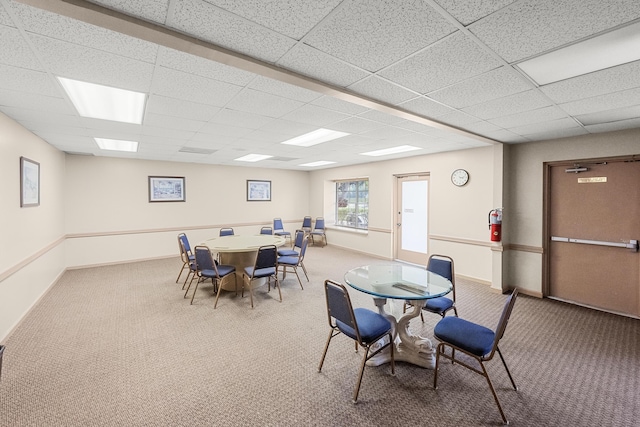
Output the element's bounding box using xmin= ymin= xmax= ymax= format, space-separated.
xmin=552 ymin=236 xmax=638 ymax=251
xmin=397 ymin=223 xmax=401 ymax=227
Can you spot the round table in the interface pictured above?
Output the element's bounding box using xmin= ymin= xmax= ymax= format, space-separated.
xmin=344 ymin=263 xmax=453 ymax=369
xmin=203 ymin=234 xmax=286 ymax=291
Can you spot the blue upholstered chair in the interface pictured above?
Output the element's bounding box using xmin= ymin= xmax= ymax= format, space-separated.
xmin=433 ymin=289 xmax=519 ymax=425
xmin=318 ymin=280 xmax=395 ymax=403
xmin=278 ymin=229 xmax=304 ymax=257
xmin=242 ymin=245 xmax=281 ymax=308
xmin=219 ymin=228 xmax=234 ymax=236
xmin=260 ymin=226 xmax=273 ymax=235
xmin=309 ymin=217 xmax=327 ymax=247
xmin=301 ymin=216 xmax=312 ymax=235
xmin=277 ymin=236 xmax=309 ymax=289
xmin=184 ymin=246 xmax=236 ymax=306
xmin=273 ymin=218 xmax=291 ymax=243
xmin=423 ymin=254 xmax=457 ymax=317
xmin=177 ymin=233 xmax=196 ymax=287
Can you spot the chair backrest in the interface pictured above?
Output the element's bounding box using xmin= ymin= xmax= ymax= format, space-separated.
xmin=219 ymin=228 xmax=234 ymax=236
xmin=302 ymin=216 xmax=312 ymax=229
xmin=297 ymin=237 xmax=308 ymax=263
xmin=323 ymin=280 xmax=360 ymax=341
xmin=293 ymin=229 xmax=305 ymax=248
xmin=273 ymin=218 xmax=284 ymax=232
xmin=314 ymin=217 xmax=325 ymax=230
xmin=178 ymin=233 xmax=191 ymax=254
xmin=254 ymin=245 xmax=277 ymax=270
xmin=194 ymin=246 xmax=216 ymax=274
xmin=427 ymin=254 xmax=455 ymax=299
xmin=260 ymin=226 xmax=273 ymax=235
xmin=487 ymin=289 xmax=519 ymax=360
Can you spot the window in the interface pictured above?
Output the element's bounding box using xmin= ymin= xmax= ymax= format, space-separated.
xmin=336 ymin=180 xmax=368 ymax=230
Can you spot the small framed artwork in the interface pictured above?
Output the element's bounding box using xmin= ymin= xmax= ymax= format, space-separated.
xmin=247 ymin=180 xmax=271 ymax=201
xmin=148 ymin=176 xmax=186 ymax=202
xmin=20 ymin=156 xmax=40 ymax=207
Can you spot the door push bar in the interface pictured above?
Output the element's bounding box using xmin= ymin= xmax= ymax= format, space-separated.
xmin=551 ymin=236 xmax=639 ymax=252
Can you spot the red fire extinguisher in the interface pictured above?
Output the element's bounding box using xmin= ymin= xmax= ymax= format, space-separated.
xmin=488 ymin=208 xmax=502 ymax=242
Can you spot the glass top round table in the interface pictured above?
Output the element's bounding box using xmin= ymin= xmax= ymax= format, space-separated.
xmin=344 ymin=263 xmax=452 ymax=301
xmin=343 ymin=263 xmax=453 ymax=369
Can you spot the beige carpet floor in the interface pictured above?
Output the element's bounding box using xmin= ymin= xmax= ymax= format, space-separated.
xmin=0 ymin=244 xmax=638 ymax=426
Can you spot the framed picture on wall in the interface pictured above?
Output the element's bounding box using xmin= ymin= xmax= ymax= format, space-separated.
xmin=148 ymin=176 xmax=186 ymax=202
xmin=247 ymin=180 xmax=271 ymax=201
xmin=20 ymin=156 xmax=40 ymax=207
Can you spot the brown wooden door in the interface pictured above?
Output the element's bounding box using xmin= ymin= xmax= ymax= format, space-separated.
xmin=548 ymin=159 xmax=640 ymax=317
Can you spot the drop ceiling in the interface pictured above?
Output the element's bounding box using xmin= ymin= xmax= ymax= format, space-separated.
xmin=1 ymin=0 xmax=640 ymax=170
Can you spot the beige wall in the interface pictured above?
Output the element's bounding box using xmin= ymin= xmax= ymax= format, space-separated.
xmin=308 ymin=144 xmax=504 ymax=285
xmin=505 ymin=128 xmax=640 ymax=295
xmin=63 ymin=155 xmax=310 ymax=266
xmin=0 ymin=113 xmax=67 ymax=340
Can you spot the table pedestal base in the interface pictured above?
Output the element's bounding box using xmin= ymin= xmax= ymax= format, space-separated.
xmin=366 ymin=298 xmax=436 ymax=369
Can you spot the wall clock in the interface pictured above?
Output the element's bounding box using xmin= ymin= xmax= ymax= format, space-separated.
xmin=451 ymin=169 xmax=469 ymax=186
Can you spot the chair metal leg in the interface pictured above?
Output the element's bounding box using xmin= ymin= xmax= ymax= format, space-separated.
xmin=352 ymin=347 xmax=370 ymax=403
xmin=480 ymin=361 xmax=509 ymax=425
xmin=176 ymin=262 xmax=187 ymax=283
xmin=318 ymin=329 xmax=337 ymax=372
xmin=301 ymin=262 xmax=309 ymax=281
xmin=274 ymin=276 xmax=282 ymax=301
xmin=188 ymin=278 xmax=201 ymax=304
xmin=497 ymin=347 xmax=518 ymax=391
xmin=433 ymin=343 xmax=443 ymax=389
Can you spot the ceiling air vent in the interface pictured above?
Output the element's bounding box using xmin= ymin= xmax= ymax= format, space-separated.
xmin=64 ymin=151 xmax=94 ymax=156
xmin=179 ymin=147 xmax=217 ymax=155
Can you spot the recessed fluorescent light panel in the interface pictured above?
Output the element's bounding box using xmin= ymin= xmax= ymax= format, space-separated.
xmin=234 ymin=154 xmax=273 ymax=162
xmin=517 ymin=22 xmax=640 ymax=85
xmin=281 ymin=128 xmax=349 ymax=147
xmin=58 ymin=77 xmax=146 ymax=124
xmin=299 ymin=161 xmax=336 ymax=167
xmin=360 ymin=145 xmax=421 ymax=157
xmin=94 ymin=138 xmax=138 ymax=152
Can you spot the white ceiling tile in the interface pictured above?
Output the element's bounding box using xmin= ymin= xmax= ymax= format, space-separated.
xmin=188 ymin=132 xmax=239 ymax=145
xmin=348 ymin=76 xmax=417 ymax=105
xmin=559 ymin=87 xmax=640 ymax=116
xmin=358 ymin=125 xmax=416 ymax=140
xmin=0 ymin=64 xmax=59 ymax=96
xmin=31 ymin=35 xmax=155 ymax=92
xmin=520 ymin=126 xmax=589 ymax=141
xmin=358 ymin=110 xmax=406 ymax=125
xmin=257 ymin=119 xmax=318 ymax=136
xmin=210 ymin=108 xmax=274 ymax=129
xmin=470 ymin=0 xmax=640 ymax=62
xmin=327 ymin=117 xmax=386 ymax=134
xmin=428 ymin=66 xmax=532 ymax=108
xmin=0 ymin=93 xmax=73 ymax=118
xmin=380 ymin=31 xmax=502 ymax=93
xmin=0 ymin=25 xmax=41 ymax=69
xmin=436 ymin=111 xmax=481 ymax=127
xmin=224 ymin=88 xmax=304 ymax=118
xmin=396 ymin=97 xmax=454 ymax=119
xmin=11 ymin=2 xmax=158 ymax=63
xmin=142 ymin=125 xmax=195 ymax=140
xmin=576 ymin=105 xmax=640 ymax=126
xmin=434 ymin=0 xmax=517 ymax=26
xmin=304 ymin=0 xmax=456 ymax=72
xmin=156 ymin=47 xmax=255 ymax=86
xmin=311 ymin=96 xmax=369 ymax=115
xmin=585 ymin=117 xmax=640 ymax=133
xmin=461 ymin=89 xmax=553 ymax=120
xmin=0 ymin=106 xmax=81 ymax=127
xmin=276 ymin=43 xmax=369 ymax=87
xmin=280 ymin=104 xmax=350 ymax=127
xmin=151 ymin=67 xmax=243 ymax=107
xmin=196 ymin=122 xmax=253 ymax=138
xmin=480 ymin=128 xmax=529 ymax=143
xmin=541 ymin=61 xmax=640 ymax=104
xmin=460 ymin=120 xmax=502 ymax=135
xmin=490 ymin=106 xmax=569 ymax=128
xmin=202 ymin=0 xmax=341 ymax=39
xmin=0 ymin=4 xmax=14 ymax=26
xmin=509 ymin=117 xmax=581 ymax=136
xmin=145 ymin=95 xmax=220 ymax=122
xmin=144 ymin=113 xmax=205 ymax=132
xmin=248 ymin=76 xmax=322 ymax=103
xmin=87 ymin=0 xmax=170 ymax=25
xmin=168 ymin=0 xmax=296 ymax=63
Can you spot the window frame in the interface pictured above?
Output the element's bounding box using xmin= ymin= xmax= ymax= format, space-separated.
xmin=335 ymin=179 xmax=369 ymax=231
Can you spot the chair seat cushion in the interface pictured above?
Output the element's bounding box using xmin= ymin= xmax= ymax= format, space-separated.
xmin=423 ymin=296 xmax=454 ymax=314
xmin=277 ymin=255 xmax=299 ymax=266
xmin=216 ymin=264 xmax=235 ymax=277
xmin=434 ymin=317 xmax=495 ymax=357
xmin=275 ymin=231 xmax=290 ymax=236
xmin=336 ymin=308 xmax=391 ymax=343
xmin=311 ymin=231 xmax=325 ymax=235
xmin=277 ymin=249 xmax=299 ymax=257
xmin=244 ymin=266 xmax=276 ymax=278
